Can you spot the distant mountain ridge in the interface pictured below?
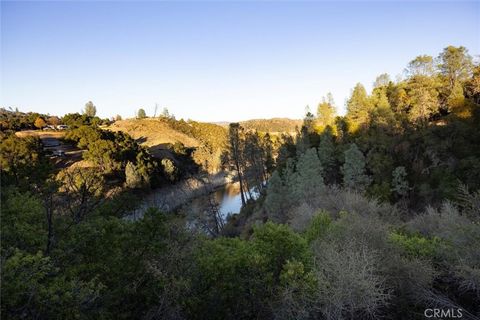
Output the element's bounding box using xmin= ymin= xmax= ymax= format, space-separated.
xmin=213 ymin=118 xmax=302 ymax=133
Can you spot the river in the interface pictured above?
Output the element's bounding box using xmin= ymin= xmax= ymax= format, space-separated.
xmin=194 ymin=181 xmax=246 ymax=218
xmin=127 ymin=172 xmax=254 ymax=221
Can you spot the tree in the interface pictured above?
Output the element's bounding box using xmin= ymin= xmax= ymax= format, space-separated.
xmin=406 ymin=55 xmax=435 ymax=78
xmin=317 ymin=130 xmax=336 ymax=183
xmin=373 ymin=73 xmax=391 ymax=88
xmin=56 ymin=168 xmax=105 ymax=224
xmin=125 ymin=161 xmax=144 ymax=189
xmin=0 ymin=135 xmax=51 ymax=187
xmin=261 ymin=133 xmax=275 ymax=175
xmin=438 ymin=46 xmax=473 ymax=91
xmin=317 ymin=93 xmax=336 ymax=128
xmin=244 ymin=131 xmax=267 ymax=192
xmin=342 ymin=143 xmax=371 ymax=192
xmin=407 ymin=78 xmax=439 ymax=125
xmin=296 ymin=109 xmax=315 ymax=155
xmin=34 ymin=117 xmax=46 ymax=129
xmin=264 ymin=171 xmax=288 ymax=222
xmin=293 ymin=148 xmax=325 ymax=199
xmin=2 ymin=250 xmax=102 ymax=319
xmin=465 ymin=65 xmax=480 ymax=105
xmin=161 ymin=158 xmax=178 ymax=183
xmin=370 ymin=87 xmax=395 ymax=126
xmin=346 ymin=83 xmax=372 ymax=128
xmin=1 ymin=189 xmax=47 ymax=255
xmin=227 ymin=123 xmax=247 ymax=206
xmin=115 ymin=114 xmax=122 ymax=121
xmin=391 ymin=166 xmax=409 ymax=198
xmin=83 ymin=101 xmax=97 ymax=117
xmin=47 ymin=116 xmax=60 ymax=126
xmin=137 ymin=108 xmax=147 ymax=119
xmin=160 ymin=107 xmax=171 ymax=118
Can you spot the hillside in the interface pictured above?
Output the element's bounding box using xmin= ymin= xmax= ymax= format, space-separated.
xmin=239 ymin=118 xmax=302 ymax=133
xmin=108 ymin=118 xmax=201 ymax=148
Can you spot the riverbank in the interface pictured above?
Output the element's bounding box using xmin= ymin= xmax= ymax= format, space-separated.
xmin=127 ymin=171 xmax=236 ymax=220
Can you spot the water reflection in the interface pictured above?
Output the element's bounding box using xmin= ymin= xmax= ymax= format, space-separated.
xmin=185 ymin=181 xmax=259 ymax=219
xmin=214 ymin=182 xmax=244 ymax=217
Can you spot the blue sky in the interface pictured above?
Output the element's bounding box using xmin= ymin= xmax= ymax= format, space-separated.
xmin=1 ymin=1 xmax=479 ymax=122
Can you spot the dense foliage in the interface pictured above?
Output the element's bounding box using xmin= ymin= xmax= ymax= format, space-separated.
xmin=239 ymin=118 xmax=303 ymax=133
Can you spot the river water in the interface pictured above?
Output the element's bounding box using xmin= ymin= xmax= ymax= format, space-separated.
xmin=211 ymin=182 xmax=245 ymax=217
xmin=127 ymin=173 xmax=252 ymax=221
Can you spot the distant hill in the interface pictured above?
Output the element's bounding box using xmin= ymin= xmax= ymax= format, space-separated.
xmin=239 ymin=118 xmax=302 ymax=133
xmin=108 ymin=118 xmax=200 ymax=148
xmin=108 ymin=117 xmax=228 ymax=150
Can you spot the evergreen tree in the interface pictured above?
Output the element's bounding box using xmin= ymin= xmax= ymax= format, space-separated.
xmin=346 ymin=83 xmax=372 ymax=128
xmin=317 ymin=130 xmax=336 ymax=183
xmin=317 ymin=93 xmax=336 ymax=128
xmin=370 ymin=87 xmax=395 ymax=125
xmin=342 ymin=143 xmax=371 ymax=192
xmin=282 ymin=158 xmax=300 ymax=205
xmin=293 ymin=148 xmax=325 ymax=199
xmin=264 ymin=171 xmax=288 ymax=222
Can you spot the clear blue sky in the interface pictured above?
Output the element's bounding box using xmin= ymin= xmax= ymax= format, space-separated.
xmin=1 ymin=1 xmax=479 ymax=122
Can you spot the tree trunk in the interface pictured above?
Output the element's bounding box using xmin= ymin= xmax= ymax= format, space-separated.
xmin=235 ymin=159 xmax=247 ymax=206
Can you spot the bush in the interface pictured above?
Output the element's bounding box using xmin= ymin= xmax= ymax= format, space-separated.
xmin=389 ymin=231 xmax=443 ymax=258
xmin=303 ymin=210 xmax=332 ymax=243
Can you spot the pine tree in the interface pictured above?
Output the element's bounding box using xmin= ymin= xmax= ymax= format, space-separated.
xmin=346 ymin=83 xmax=372 ymax=128
xmin=317 ymin=93 xmax=336 ymax=128
xmin=293 ymin=148 xmax=325 ymax=199
xmin=370 ymin=87 xmax=394 ymax=125
xmin=264 ymin=171 xmax=288 ymax=222
xmin=282 ymin=158 xmax=300 ymax=204
xmin=317 ymin=130 xmax=336 ymax=183
xmin=342 ymin=143 xmax=371 ymax=192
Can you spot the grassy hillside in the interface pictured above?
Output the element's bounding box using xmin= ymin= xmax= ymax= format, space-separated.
xmin=108 ymin=117 xmax=228 ymax=172
xmin=108 ymin=118 xmax=201 ymax=148
xmin=239 ymin=118 xmax=302 ymax=133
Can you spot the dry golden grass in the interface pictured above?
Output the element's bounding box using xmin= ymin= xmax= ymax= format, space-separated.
xmin=107 ymin=119 xmax=200 ymax=148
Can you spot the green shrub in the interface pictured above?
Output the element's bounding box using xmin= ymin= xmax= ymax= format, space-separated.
xmin=304 ymin=211 xmax=332 ymax=243
xmin=389 ymin=231 xmax=443 ymax=258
